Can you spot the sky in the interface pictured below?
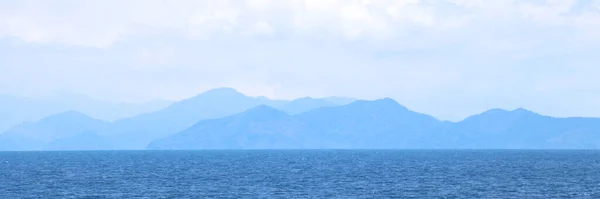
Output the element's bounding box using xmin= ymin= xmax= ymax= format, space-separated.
xmin=0 ymin=0 xmax=599 ymax=121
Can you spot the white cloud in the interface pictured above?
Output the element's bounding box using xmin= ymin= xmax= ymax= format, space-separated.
xmin=0 ymin=0 xmax=596 ymax=48
xmin=244 ymin=21 xmax=274 ymax=35
xmin=1 ymin=0 xmax=600 ymax=120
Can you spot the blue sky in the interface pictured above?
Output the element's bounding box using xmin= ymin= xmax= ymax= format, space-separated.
xmin=0 ymin=0 xmax=599 ymax=121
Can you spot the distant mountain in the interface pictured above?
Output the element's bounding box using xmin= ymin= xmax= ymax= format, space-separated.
xmin=43 ymin=131 xmax=115 ymax=151
xmin=0 ymin=95 xmax=60 ymax=133
xmin=106 ymin=87 xmax=265 ymax=148
xmin=294 ymin=98 xmax=442 ymax=148
xmin=321 ymin=96 xmax=357 ymax=105
xmin=276 ymin=97 xmax=338 ymax=115
xmin=148 ymin=99 xmax=600 ymax=150
xmin=0 ymin=111 xmax=113 ymax=151
xmin=106 ymin=88 xmax=349 ymax=149
xmin=0 ymin=88 xmax=353 ymax=150
xmin=440 ymin=108 xmax=600 ymax=149
xmin=0 ymin=93 xmax=171 ymax=132
xmin=256 ymin=96 xmax=288 ymax=107
xmin=43 ymin=91 xmax=172 ymax=121
xmin=148 ymin=98 xmax=443 ymax=149
xmin=147 ymin=105 xmax=302 ymax=149
xmin=8 ymin=87 xmax=596 ymax=150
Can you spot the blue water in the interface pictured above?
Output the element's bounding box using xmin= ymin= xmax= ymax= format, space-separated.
xmin=1 ymin=150 xmax=599 ymax=198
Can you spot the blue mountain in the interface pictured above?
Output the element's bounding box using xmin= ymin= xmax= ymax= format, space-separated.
xmin=43 ymin=131 xmax=114 ymax=151
xmin=148 ymin=99 xmax=600 ymax=150
xmin=442 ymin=108 xmax=600 ymax=149
xmin=147 ymin=105 xmax=302 ymax=149
xmin=294 ymin=98 xmax=442 ymax=148
xmin=276 ymin=97 xmax=338 ymax=115
xmin=0 ymin=88 xmax=350 ymax=150
xmin=321 ymin=96 xmax=357 ymax=105
xmin=103 ymin=88 xmax=349 ymax=149
xmin=0 ymin=93 xmax=170 ymax=132
xmin=0 ymin=111 xmax=112 ymax=151
xmin=105 ymin=88 xmax=262 ymax=149
xmin=147 ymin=98 xmax=443 ymax=149
xmin=5 ymin=88 xmax=600 ymax=150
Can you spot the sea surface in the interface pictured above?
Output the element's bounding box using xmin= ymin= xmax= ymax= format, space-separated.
xmin=1 ymin=150 xmax=599 ymax=198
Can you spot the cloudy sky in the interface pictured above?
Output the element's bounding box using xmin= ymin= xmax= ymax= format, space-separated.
xmin=1 ymin=0 xmax=599 ymax=120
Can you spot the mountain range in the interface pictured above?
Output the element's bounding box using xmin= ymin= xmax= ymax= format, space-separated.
xmin=148 ymin=98 xmax=600 ymax=150
xmin=0 ymin=111 xmax=110 ymax=151
xmin=0 ymin=88 xmax=355 ymax=150
xmin=1 ymin=88 xmax=600 ymax=150
xmin=0 ymin=92 xmax=171 ymax=132
xmin=148 ymin=98 xmax=442 ymax=149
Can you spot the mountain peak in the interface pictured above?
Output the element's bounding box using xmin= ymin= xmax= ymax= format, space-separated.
xmin=292 ymin=97 xmax=315 ymax=101
xmin=324 ymin=98 xmax=412 ymax=116
xmin=226 ymin=105 xmax=291 ymax=123
xmin=375 ymin=97 xmax=398 ymax=103
xmin=371 ymin=98 xmax=408 ymax=110
xmin=201 ymin=87 xmax=243 ymax=96
xmin=463 ymin=107 xmax=542 ymax=123
xmin=176 ymin=87 xmax=249 ymax=106
xmin=481 ymin=108 xmax=510 ymax=114
xmin=35 ymin=111 xmax=106 ymax=127
xmin=480 ymin=108 xmax=538 ymax=116
xmin=511 ymin=107 xmax=541 ymax=117
xmin=512 ymin=107 xmax=531 ymax=113
xmin=242 ymin=105 xmax=288 ymax=116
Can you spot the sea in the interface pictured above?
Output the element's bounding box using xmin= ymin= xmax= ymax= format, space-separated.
xmin=1 ymin=150 xmax=599 ymax=198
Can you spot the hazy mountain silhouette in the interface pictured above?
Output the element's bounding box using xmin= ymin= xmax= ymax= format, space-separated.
xmin=107 ymin=87 xmax=265 ymax=148
xmin=293 ymin=98 xmax=443 ymax=148
xmin=105 ymin=88 xmax=350 ymax=149
xmin=148 ymin=99 xmax=600 ymax=150
xmin=321 ymin=96 xmax=357 ymax=105
xmin=147 ymin=105 xmax=302 ymax=149
xmin=0 ymin=88 xmax=352 ymax=150
xmin=440 ymin=108 xmax=600 ymax=149
xmin=4 ymin=88 xmax=600 ymax=151
xmin=0 ymin=95 xmax=60 ymax=133
xmin=43 ymin=131 xmax=115 ymax=151
xmin=0 ymin=111 xmax=112 ymax=151
xmin=148 ymin=98 xmax=443 ymax=149
xmin=276 ymin=97 xmax=338 ymax=115
xmin=0 ymin=92 xmax=170 ymax=132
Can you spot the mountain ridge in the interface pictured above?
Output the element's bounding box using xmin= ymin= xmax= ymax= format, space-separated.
xmin=0 ymin=88 xmax=357 ymax=150
xmin=3 ymin=88 xmax=600 ymax=151
xmin=148 ymin=97 xmax=600 ymax=150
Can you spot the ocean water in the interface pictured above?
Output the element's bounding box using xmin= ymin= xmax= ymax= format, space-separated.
xmin=1 ymin=150 xmax=599 ymax=198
